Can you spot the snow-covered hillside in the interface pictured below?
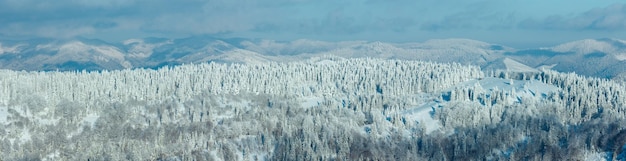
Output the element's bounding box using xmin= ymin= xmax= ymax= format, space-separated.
xmin=506 ymin=38 xmax=626 ymax=80
xmin=0 ymin=57 xmax=624 ymax=160
xmin=2 ymin=36 xmax=626 ymax=81
xmin=551 ymin=38 xmax=626 ymax=59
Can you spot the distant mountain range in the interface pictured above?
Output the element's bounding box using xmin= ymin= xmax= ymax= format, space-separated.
xmin=1 ymin=36 xmax=625 ymax=80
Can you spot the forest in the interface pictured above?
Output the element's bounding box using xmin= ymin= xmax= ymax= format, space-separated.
xmin=0 ymin=56 xmax=624 ymax=160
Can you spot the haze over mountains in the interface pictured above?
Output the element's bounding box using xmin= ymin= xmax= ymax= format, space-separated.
xmin=1 ymin=36 xmax=625 ymax=80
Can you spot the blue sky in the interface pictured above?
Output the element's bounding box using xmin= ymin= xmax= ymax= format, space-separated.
xmin=1 ymin=0 xmax=626 ymax=48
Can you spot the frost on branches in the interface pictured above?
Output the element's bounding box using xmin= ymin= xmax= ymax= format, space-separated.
xmin=0 ymin=57 xmax=624 ymax=160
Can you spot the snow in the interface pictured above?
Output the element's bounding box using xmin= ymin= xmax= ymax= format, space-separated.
xmin=552 ymin=39 xmax=615 ymax=54
xmin=551 ymin=38 xmax=626 ymax=61
xmin=43 ymin=151 xmax=60 ymax=161
xmin=125 ymin=39 xmax=173 ymax=58
xmin=7 ymin=106 xmax=58 ymax=126
xmin=19 ymin=130 xmax=31 ymax=144
xmin=82 ymin=113 xmax=100 ymax=128
xmin=0 ymin=106 xmax=7 ymax=124
xmin=582 ymin=151 xmax=608 ymax=161
xmin=300 ymin=96 xmax=323 ymax=108
xmin=209 ymin=150 xmax=221 ymax=161
xmin=5 ymin=36 xmax=626 ymax=85
xmin=54 ymin=41 xmax=132 ymax=68
xmin=397 ymin=77 xmax=559 ymax=135
xmin=210 ymin=98 xmax=254 ymax=122
xmin=211 ymin=49 xmax=269 ymax=64
xmin=422 ymin=38 xmax=493 ymax=49
xmin=0 ymin=57 xmax=621 ymax=160
xmin=240 ymin=39 xmax=365 ymax=56
xmin=538 ymin=63 xmax=558 ymax=70
xmin=401 ymin=102 xmax=441 ymax=134
xmin=454 ymin=77 xmax=559 ymax=99
xmin=234 ymin=135 xmax=272 ymax=161
xmin=503 ymin=58 xmax=538 ymax=72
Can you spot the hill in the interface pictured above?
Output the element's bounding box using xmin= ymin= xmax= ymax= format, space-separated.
xmin=0 ymin=58 xmax=624 ymax=160
xmin=2 ymin=37 xmax=626 ymax=81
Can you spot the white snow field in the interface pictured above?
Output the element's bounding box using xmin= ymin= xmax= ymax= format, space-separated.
xmin=0 ymin=57 xmax=625 ymax=160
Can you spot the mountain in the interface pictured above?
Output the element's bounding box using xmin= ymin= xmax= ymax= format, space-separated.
xmin=1 ymin=36 xmax=625 ymax=80
xmin=506 ymin=38 xmax=626 ymax=79
xmin=482 ymin=57 xmax=539 ymax=72
xmin=0 ymin=39 xmax=132 ymax=71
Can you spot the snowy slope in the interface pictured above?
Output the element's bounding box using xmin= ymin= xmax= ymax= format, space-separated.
xmin=1 ymin=37 xmax=626 ymax=81
xmin=551 ymin=38 xmax=626 ymax=60
xmin=483 ymin=58 xmax=539 ymax=72
xmin=0 ymin=37 xmax=509 ymax=71
xmin=123 ymin=38 xmax=173 ymax=58
xmin=0 ymin=40 xmax=133 ymax=70
xmin=452 ymin=77 xmax=559 ymax=102
xmin=504 ymin=38 xmax=626 ymax=79
xmin=316 ymin=38 xmax=509 ymax=66
xmin=502 ymin=58 xmax=539 ymax=72
xmin=399 ymin=77 xmax=560 ymax=135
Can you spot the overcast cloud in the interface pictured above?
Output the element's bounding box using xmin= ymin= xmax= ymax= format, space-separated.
xmin=1 ymin=0 xmax=625 ymax=47
xmin=520 ymin=3 xmax=626 ymax=31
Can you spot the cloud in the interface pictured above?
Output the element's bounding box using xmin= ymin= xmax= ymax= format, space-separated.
xmin=0 ymin=0 xmax=624 ymax=46
xmin=519 ymin=3 xmax=626 ymax=31
xmin=0 ymin=0 xmax=506 ymax=40
xmin=0 ymin=0 xmax=204 ymax=38
xmin=93 ymin=21 xmax=118 ymax=29
xmin=420 ymin=11 xmax=516 ymax=31
xmin=0 ymin=0 xmax=424 ymax=34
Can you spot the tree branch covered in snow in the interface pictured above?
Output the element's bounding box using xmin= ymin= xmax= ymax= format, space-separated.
xmin=0 ymin=57 xmax=624 ymax=160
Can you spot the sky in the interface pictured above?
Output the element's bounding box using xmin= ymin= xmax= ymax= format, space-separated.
xmin=1 ymin=0 xmax=626 ymax=48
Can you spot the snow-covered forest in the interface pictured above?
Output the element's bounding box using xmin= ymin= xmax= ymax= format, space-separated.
xmin=0 ymin=57 xmax=625 ymax=160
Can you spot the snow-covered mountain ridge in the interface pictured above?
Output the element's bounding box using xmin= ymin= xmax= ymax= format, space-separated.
xmin=1 ymin=37 xmax=625 ymax=80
